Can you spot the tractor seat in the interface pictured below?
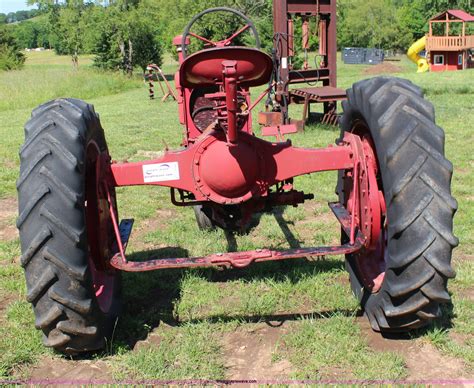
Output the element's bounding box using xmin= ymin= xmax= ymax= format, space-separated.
xmin=180 ymin=47 xmax=273 ymax=89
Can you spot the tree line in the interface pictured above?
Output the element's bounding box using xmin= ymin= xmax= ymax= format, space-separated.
xmin=1 ymin=0 xmax=473 ymax=72
xmin=0 ymin=9 xmax=41 ymax=24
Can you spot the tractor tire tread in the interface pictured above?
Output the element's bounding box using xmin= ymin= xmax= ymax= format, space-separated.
xmin=18 ymin=98 xmax=119 ymax=354
xmin=340 ymin=77 xmax=457 ymax=332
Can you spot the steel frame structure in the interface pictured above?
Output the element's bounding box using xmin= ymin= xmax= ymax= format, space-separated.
xmin=269 ymin=0 xmax=345 ymax=127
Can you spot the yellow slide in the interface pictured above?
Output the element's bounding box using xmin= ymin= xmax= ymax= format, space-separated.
xmin=407 ymin=36 xmax=429 ymax=73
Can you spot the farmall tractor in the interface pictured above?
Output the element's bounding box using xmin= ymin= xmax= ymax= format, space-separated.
xmin=17 ymin=3 xmax=457 ymax=354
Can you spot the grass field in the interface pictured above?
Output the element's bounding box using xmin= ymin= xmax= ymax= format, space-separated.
xmin=0 ymin=51 xmax=473 ymax=382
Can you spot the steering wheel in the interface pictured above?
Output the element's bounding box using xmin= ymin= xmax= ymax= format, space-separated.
xmin=181 ymin=7 xmax=261 ymax=59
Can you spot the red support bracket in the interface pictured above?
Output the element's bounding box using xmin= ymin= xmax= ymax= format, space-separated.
xmin=108 ymin=202 xmax=364 ymax=272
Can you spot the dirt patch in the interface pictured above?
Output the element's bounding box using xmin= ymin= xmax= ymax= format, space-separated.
xmin=29 ymin=357 xmax=112 ymax=384
xmin=457 ymin=287 xmax=474 ymax=300
xmin=3 ymin=160 xmax=17 ymax=170
xmin=364 ymin=63 xmax=402 ymax=75
xmin=128 ymin=208 xmax=175 ymax=251
xmin=0 ymin=197 xmax=18 ymax=241
xmin=449 ymin=331 xmax=470 ymax=347
xmin=403 ymin=343 xmax=469 ymax=380
xmin=0 ymin=293 xmax=17 ymax=324
xmin=334 ymin=273 xmax=350 ymax=287
xmin=358 ymin=316 xmax=413 ymax=353
xmin=357 ymin=316 xmax=470 ymax=380
xmin=140 ymin=208 xmax=174 ymax=233
xmin=453 ymin=252 xmax=474 ymax=263
xmin=221 ymin=323 xmax=293 ymax=380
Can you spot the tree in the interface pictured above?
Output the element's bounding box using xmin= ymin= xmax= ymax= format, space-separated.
xmin=142 ymin=0 xmax=272 ymax=55
xmin=57 ymin=4 xmax=84 ymax=69
xmin=0 ymin=27 xmax=26 ymax=70
xmin=4 ymin=9 xmax=40 ymax=23
xmin=92 ymin=2 xmax=163 ymax=74
xmin=397 ymin=0 xmax=474 ymax=41
xmin=127 ymin=19 xmax=163 ymax=72
xmin=338 ymin=0 xmax=409 ymax=50
xmin=12 ymin=21 xmax=37 ymax=48
xmin=28 ymin=0 xmax=86 ymax=69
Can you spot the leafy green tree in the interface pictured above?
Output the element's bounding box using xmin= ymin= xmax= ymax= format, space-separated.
xmin=92 ymin=2 xmax=163 ymax=74
xmin=338 ymin=0 xmax=409 ymax=50
xmin=12 ymin=22 xmax=37 ymax=48
xmin=34 ymin=18 xmax=51 ymax=48
xmin=143 ymin=0 xmax=271 ymax=55
xmin=80 ymin=5 xmax=105 ymax=54
xmin=7 ymin=16 xmax=51 ymax=49
xmin=4 ymin=9 xmax=39 ymax=23
xmin=28 ymin=0 xmax=86 ymax=68
xmin=127 ymin=18 xmax=163 ymax=71
xmin=58 ymin=4 xmax=84 ymax=69
xmin=397 ymin=0 xmax=474 ymax=41
xmin=0 ymin=27 xmax=26 ymax=70
xmin=93 ymin=26 xmax=122 ymax=71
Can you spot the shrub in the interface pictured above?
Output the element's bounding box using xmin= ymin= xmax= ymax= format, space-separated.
xmin=0 ymin=28 xmax=25 ymax=71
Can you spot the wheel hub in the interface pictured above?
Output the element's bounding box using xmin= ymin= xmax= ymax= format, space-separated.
xmin=85 ymin=142 xmax=117 ymax=313
xmin=343 ymin=126 xmax=387 ymax=293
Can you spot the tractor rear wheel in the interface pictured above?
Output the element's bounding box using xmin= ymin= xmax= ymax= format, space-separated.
xmin=194 ymin=204 xmax=216 ymax=230
xmin=339 ymin=77 xmax=458 ymax=332
xmin=17 ymin=98 xmax=121 ymax=354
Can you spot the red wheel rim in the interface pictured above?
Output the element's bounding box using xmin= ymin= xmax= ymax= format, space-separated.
xmin=346 ymin=120 xmax=387 ymax=293
xmin=85 ymin=141 xmax=117 ymax=313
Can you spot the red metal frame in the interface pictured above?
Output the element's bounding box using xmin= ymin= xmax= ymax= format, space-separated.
xmin=99 ymin=7 xmax=384 ymax=274
xmin=110 ymin=133 xmax=354 ymax=200
xmin=109 ymin=202 xmax=364 ymax=272
xmin=271 ymin=0 xmax=344 ymax=126
xmin=106 ymin=129 xmax=378 ymax=272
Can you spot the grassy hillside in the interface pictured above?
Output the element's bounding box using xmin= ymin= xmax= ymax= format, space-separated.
xmin=0 ymin=51 xmax=472 ymax=382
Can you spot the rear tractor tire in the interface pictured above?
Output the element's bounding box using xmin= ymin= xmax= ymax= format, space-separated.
xmin=339 ymin=77 xmax=458 ymax=332
xmin=17 ymin=98 xmax=121 ymax=354
xmin=194 ymin=204 xmax=216 ymax=231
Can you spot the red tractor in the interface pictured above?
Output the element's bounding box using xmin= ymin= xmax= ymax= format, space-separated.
xmin=17 ymin=6 xmax=457 ymax=354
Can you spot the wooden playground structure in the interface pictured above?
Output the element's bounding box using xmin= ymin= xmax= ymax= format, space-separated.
xmin=426 ymin=9 xmax=474 ymax=72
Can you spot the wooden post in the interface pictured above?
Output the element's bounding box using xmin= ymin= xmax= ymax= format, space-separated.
xmin=446 ymin=13 xmax=449 ymax=36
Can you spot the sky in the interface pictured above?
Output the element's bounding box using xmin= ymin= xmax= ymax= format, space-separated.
xmin=0 ymin=0 xmax=36 ymax=14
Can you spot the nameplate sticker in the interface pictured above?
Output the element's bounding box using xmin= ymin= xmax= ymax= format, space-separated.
xmin=142 ymin=162 xmax=180 ymax=183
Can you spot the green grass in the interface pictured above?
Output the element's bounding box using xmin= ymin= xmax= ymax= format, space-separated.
xmin=25 ymin=50 xmax=94 ymax=67
xmin=174 ymin=262 xmax=358 ymax=323
xmin=0 ymin=301 xmax=47 ymax=379
xmin=0 ymin=66 xmax=141 ymax=112
xmin=0 ymin=50 xmax=473 ymax=381
xmin=275 ymin=314 xmax=407 ymax=380
xmin=114 ymin=322 xmax=226 ymax=380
